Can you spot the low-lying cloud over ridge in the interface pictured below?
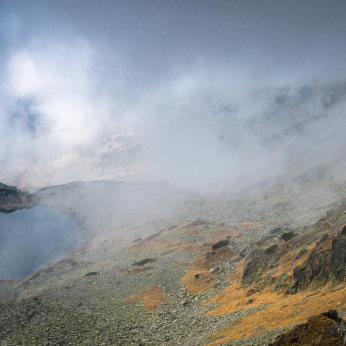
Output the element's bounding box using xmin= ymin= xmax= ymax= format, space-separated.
xmin=1 ymin=0 xmax=346 ymax=190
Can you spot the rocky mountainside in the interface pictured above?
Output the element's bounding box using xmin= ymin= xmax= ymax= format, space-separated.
xmin=268 ymin=310 xmax=346 ymax=346
xmin=2 ymin=200 xmax=346 ymax=345
xmin=35 ymin=180 xmax=198 ymax=241
xmin=2 ymin=148 xmax=346 ymax=345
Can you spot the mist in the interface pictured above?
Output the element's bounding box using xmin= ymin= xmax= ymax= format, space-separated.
xmin=1 ymin=0 xmax=346 ymax=191
xmin=0 ymin=206 xmax=81 ymax=279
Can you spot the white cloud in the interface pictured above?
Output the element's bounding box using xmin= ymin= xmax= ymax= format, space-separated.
xmin=1 ymin=32 xmax=346 ymax=191
xmin=6 ymin=39 xmax=112 ymax=152
xmin=0 ymin=38 xmax=126 ymax=186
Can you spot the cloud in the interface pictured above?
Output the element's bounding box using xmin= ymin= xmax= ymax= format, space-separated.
xmin=0 ymin=38 xmax=120 ymax=185
xmin=1 ymin=1 xmax=346 ymax=190
xmin=6 ymin=39 xmax=111 ymax=149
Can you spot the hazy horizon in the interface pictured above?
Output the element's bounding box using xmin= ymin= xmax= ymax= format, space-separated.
xmin=1 ymin=0 xmax=346 ymax=191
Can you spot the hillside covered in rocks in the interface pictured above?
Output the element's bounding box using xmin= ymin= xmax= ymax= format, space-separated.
xmin=2 ymin=156 xmax=346 ymax=345
xmin=1 ymin=115 xmax=346 ymax=344
xmin=3 ymin=1 xmax=346 ymax=345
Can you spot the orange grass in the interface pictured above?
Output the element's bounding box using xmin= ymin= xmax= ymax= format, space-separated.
xmin=123 ymin=284 xmax=169 ymax=311
xmin=181 ymin=270 xmax=217 ymax=294
xmin=241 ymin=221 xmax=262 ymax=231
xmin=211 ymin=227 xmax=239 ymax=240
xmin=202 ymin=255 xmax=346 ymax=345
xmin=191 ymin=247 xmax=234 ymax=271
xmin=182 ymin=227 xmax=205 ymax=235
xmin=181 ymin=247 xmax=234 ymax=294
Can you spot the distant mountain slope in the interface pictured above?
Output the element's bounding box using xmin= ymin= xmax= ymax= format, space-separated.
xmin=36 ymin=180 xmax=197 ymax=240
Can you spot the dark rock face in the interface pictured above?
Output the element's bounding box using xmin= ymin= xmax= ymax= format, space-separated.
xmin=285 ymin=266 xmax=309 ymax=294
xmin=322 ymin=309 xmax=343 ymax=323
xmin=281 ymin=232 xmax=296 ymax=242
xmin=145 ymin=232 xmax=162 ymax=241
xmin=269 ymin=310 xmax=346 ymax=346
xmin=211 ymin=239 xmax=229 ymax=251
xmin=316 ymin=233 xmax=329 ymax=245
xmin=341 ymin=225 xmax=346 ymax=236
xmin=184 ymin=220 xmax=210 ymax=228
xmin=265 ymin=244 xmax=278 ymax=255
xmin=0 ymin=183 xmax=36 ymax=213
xmin=133 ymin=258 xmax=156 ymax=266
xmin=240 ymin=209 xmax=346 ymax=293
xmin=286 ymin=236 xmax=346 ymax=294
xmin=84 ymin=272 xmax=99 ymax=276
xmin=286 ymin=247 xmax=325 ymax=294
xmin=270 ymin=227 xmax=282 ymax=234
xmin=242 ymin=245 xmax=283 ymax=287
xmin=239 ymin=247 xmax=248 ymax=258
xmin=331 ymin=237 xmax=346 ymax=280
xmin=308 ymin=248 xmax=322 ymax=279
xmin=242 ymin=249 xmax=265 ymax=287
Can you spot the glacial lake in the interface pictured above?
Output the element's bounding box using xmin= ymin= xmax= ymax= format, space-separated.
xmin=0 ymin=206 xmax=82 ymax=280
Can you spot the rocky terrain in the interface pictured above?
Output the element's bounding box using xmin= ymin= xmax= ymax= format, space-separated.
xmin=2 ymin=141 xmax=346 ymax=345
xmin=268 ymin=310 xmax=346 ymax=346
xmin=2 ymin=1 xmax=346 ymax=344
xmin=0 ymin=183 xmax=36 ymax=213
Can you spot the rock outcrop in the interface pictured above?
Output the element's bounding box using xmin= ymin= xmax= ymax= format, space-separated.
xmin=269 ymin=310 xmax=346 ymax=346
xmin=0 ymin=183 xmax=36 ymax=213
xmin=286 ymin=234 xmax=346 ymax=294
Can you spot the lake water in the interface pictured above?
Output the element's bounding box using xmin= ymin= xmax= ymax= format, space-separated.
xmin=0 ymin=206 xmax=82 ymax=280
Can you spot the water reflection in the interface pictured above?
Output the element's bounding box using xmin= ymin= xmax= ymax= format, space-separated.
xmin=0 ymin=206 xmax=81 ymax=280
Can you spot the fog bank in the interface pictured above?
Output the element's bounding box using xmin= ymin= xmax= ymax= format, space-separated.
xmin=1 ymin=1 xmax=346 ymax=190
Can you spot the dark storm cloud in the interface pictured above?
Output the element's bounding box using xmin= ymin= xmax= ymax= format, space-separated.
xmin=1 ymin=0 xmax=346 ymax=189
xmin=3 ymin=0 xmax=346 ymax=83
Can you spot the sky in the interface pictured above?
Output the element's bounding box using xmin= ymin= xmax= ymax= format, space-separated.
xmin=1 ymin=0 xmax=346 ymax=190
